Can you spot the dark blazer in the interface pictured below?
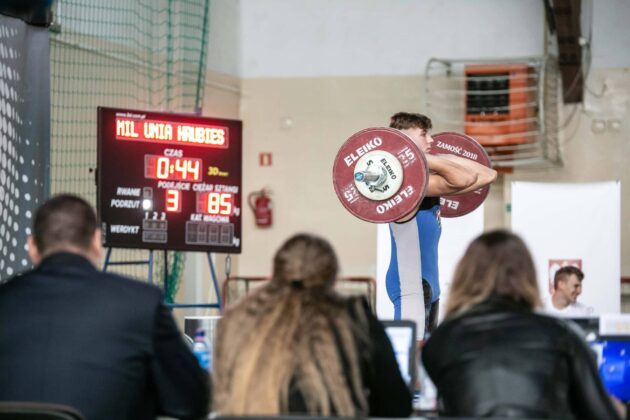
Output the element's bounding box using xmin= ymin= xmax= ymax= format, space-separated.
xmin=422 ymin=295 xmax=620 ymax=420
xmin=0 ymin=252 xmax=210 ymax=420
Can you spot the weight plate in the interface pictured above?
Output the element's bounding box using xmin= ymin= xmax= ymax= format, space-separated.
xmin=431 ymin=132 xmax=492 ymax=218
xmin=333 ymin=127 xmax=428 ymax=223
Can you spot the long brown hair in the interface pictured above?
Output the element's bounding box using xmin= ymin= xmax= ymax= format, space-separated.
xmin=445 ymin=230 xmax=541 ymax=317
xmin=213 ymin=234 xmax=368 ymax=417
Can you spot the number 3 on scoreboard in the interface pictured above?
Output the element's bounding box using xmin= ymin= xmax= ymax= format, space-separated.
xmin=166 ymin=189 xmax=181 ymax=212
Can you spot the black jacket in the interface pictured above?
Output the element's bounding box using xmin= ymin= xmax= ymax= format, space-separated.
xmin=422 ymin=296 xmax=620 ymax=419
xmin=0 ymin=252 xmax=210 ymax=420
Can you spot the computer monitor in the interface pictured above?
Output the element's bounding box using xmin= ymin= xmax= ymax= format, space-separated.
xmin=567 ymin=317 xmax=599 ymax=342
xmin=592 ymin=337 xmax=630 ymax=402
xmin=565 ymin=316 xmax=630 ymax=403
xmin=381 ymin=320 xmax=416 ymax=392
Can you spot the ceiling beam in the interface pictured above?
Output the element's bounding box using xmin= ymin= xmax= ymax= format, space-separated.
xmin=547 ymin=0 xmax=584 ymax=103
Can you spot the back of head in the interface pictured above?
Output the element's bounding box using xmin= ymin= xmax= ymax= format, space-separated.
xmin=389 ymin=112 xmax=433 ymax=130
xmin=271 ymin=233 xmax=338 ymax=290
xmin=214 ymin=233 xmax=368 ymax=417
xmin=32 ymin=194 xmax=97 ymax=256
xmin=446 ymin=230 xmax=540 ymax=316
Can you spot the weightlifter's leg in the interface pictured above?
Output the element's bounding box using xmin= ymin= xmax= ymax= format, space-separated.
xmin=386 ymin=219 xmax=425 ymax=340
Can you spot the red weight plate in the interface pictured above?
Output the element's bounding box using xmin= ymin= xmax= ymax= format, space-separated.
xmin=431 ymin=132 xmax=492 ymax=218
xmin=332 ymin=127 xmax=428 ymax=223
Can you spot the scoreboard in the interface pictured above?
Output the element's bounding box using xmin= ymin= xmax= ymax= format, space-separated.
xmin=97 ymin=107 xmax=242 ymax=253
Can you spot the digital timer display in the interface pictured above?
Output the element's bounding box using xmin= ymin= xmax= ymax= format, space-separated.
xmin=144 ymin=155 xmax=202 ymax=182
xmin=97 ymin=107 xmax=242 ymax=253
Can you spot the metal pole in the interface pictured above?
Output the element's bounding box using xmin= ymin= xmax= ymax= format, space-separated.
xmin=207 ymin=253 xmax=223 ymax=310
xmin=148 ymin=250 xmax=154 ymax=285
xmin=167 ymin=303 xmax=221 ymax=309
xmin=194 ymin=0 xmax=211 ymax=113
xmin=163 ymin=250 xmax=169 ymax=302
xmin=166 ymin=0 xmax=175 ymax=111
xmin=103 ymin=247 xmax=112 ymax=272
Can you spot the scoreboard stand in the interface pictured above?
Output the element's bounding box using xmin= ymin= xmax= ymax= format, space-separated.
xmin=102 ymin=248 xmax=223 ymax=309
xmin=97 ymin=107 xmax=242 ymax=310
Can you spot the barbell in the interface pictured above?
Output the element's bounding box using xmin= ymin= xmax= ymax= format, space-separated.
xmin=332 ymin=128 xmax=492 ymax=223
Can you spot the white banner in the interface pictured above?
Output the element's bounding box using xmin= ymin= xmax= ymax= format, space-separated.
xmin=376 ymin=205 xmax=485 ymax=320
xmin=511 ymin=181 xmax=621 ymax=315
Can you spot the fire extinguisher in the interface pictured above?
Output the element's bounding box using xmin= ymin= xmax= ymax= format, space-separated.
xmin=248 ymin=188 xmax=272 ymax=227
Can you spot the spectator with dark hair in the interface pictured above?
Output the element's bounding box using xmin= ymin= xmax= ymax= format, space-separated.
xmin=546 ymin=265 xmax=593 ymax=317
xmin=0 ymin=194 xmax=210 ymax=420
xmin=213 ymin=233 xmax=411 ymax=418
xmin=422 ymin=230 xmax=620 ymax=419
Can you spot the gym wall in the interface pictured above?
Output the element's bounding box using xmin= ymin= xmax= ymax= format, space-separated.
xmin=222 ymin=0 xmax=630 ymax=284
xmin=38 ymin=1 xmax=630 ymax=313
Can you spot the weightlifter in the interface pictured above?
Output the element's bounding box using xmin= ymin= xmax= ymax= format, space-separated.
xmin=385 ymin=112 xmax=497 ymax=340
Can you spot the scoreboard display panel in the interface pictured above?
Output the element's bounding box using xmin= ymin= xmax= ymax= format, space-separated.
xmin=97 ymin=107 xmax=242 ymax=253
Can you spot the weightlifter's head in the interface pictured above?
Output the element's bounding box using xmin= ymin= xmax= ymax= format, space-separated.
xmin=390 ymin=112 xmax=434 ymax=153
xmin=28 ymin=194 xmax=102 ymax=266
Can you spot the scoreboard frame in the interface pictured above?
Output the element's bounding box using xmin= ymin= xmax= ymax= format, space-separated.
xmin=97 ymin=107 xmax=243 ymax=253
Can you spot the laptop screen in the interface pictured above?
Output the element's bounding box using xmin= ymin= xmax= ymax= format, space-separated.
xmin=381 ymin=320 xmax=416 ymax=391
xmin=592 ymin=338 xmax=630 ymax=402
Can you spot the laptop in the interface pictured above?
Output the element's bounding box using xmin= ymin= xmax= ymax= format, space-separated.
xmin=381 ymin=320 xmax=417 ymax=392
xmin=567 ymin=316 xmax=600 ymax=342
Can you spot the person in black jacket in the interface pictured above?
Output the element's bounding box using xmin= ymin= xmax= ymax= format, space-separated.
xmin=213 ymin=233 xmax=412 ymax=418
xmin=422 ymin=229 xmax=621 ymax=420
xmin=0 ymin=194 xmax=210 ymax=420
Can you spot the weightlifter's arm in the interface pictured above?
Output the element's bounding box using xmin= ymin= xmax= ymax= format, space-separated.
xmin=437 ymin=154 xmax=498 ymax=194
xmin=425 ymin=154 xmax=477 ymax=196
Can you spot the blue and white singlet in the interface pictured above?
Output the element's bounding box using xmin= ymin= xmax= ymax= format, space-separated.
xmin=385 ymin=197 xmax=442 ymax=339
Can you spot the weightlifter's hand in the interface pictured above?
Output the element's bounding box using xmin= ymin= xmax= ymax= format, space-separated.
xmin=434 ymin=153 xmax=497 ymax=194
xmin=425 ymin=154 xmax=478 ymax=197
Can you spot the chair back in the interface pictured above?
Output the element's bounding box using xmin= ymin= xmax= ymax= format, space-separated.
xmin=0 ymin=401 xmax=85 ymax=420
